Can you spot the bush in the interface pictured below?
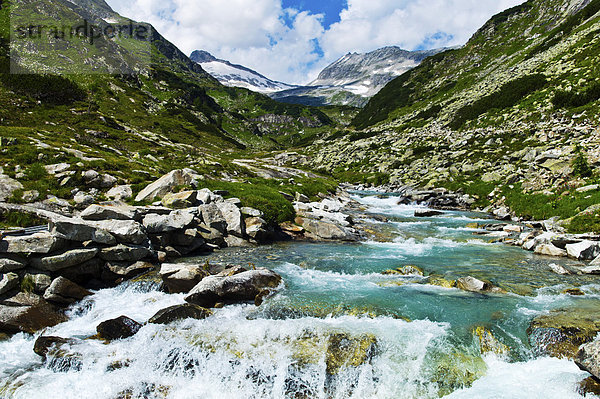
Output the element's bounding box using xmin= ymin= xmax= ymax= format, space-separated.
xmin=572 ymin=146 xmax=593 ymax=178
xmin=0 ymin=73 xmax=85 ymax=105
xmin=552 ymin=82 xmax=600 ymax=108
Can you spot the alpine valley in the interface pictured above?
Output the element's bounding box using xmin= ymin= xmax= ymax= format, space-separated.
xmin=2 ymin=0 xmax=600 ymax=398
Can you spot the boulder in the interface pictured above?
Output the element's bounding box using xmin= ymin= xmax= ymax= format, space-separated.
xmin=534 ymin=244 xmax=567 ymax=257
xmin=100 ymin=244 xmax=151 ymax=262
xmin=576 ymin=338 xmax=600 ymax=381
xmin=382 ymin=265 xmax=424 ymax=276
xmin=456 ymin=276 xmax=504 ymax=294
xmin=73 ymin=192 xmax=94 ymax=206
xmin=30 ymin=248 xmax=99 ymax=272
xmin=51 ymin=218 xmax=116 ymax=245
xmin=159 ymin=263 xmax=208 ymax=293
xmin=134 ymin=170 xmax=196 ymax=202
xmin=196 ymin=188 xmax=221 ymax=204
xmin=148 ymin=304 xmax=212 ymax=324
xmin=0 ymin=255 xmax=27 ymax=273
xmin=33 ymin=336 xmax=77 ymax=358
xmin=0 ymin=232 xmax=65 ymax=254
xmin=91 ymin=220 xmax=146 ymax=245
xmin=161 ymin=191 xmax=197 ymax=209
xmin=566 ymin=241 xmax=600 ymax=261
xmin=0 ymin=292 xmax=67 ymax=334
xmin=414 ymin=209 xmax=444 ymax=217
xmin=224 ymin=235 xmax=253 ymax=248
xmin=198 ymin=203 xmax=227 ymax=233
xmin=185 ymin=268 xmax=282 ymax=308
xmin=548 ymin=263 xmax=571 ymax=275
xmin=84 ymin=172 xmax=117 ymax=189
xmin=325 ymin=333 xmax=378 ymax=376
xmin=96 ymin=316 xmax=142 ymax=340
xmin=106 ymin=185 xmax=133 ymax=201
xmin=580 ymin=266 xmax=600 ymax=275
xmin=105 ymin=261 xmax=155 ymax=279
xmin=528 ymin=304 xmax=600 ymax=358
xmin=0 ymin=174 xmax=23 ymax=202
xmin=241 ymin=207 xmax=263 ymax=218
xmin=43 ymin=277 xmax=91 ymax=305
xmin=142 ymin=210 xmax=196 ymax=234
xmin=245 ymin=217 xmax=271 ymax=242
xmin=0 ymin=273 xmax=19 ymax=296
xmin=80 ymin=204 xmax=137 ymax=221
xmin=299 ymin=218 xmax=357 ymax=241
xmin=591 ymin=255 xmax=600 ymax=266
xmin=58 ymin=258 xmax=103 ymax=286
xmin=23 ymin=273 xmax=52 ymax=294
xmin=44 ymin=163 xmax=70 ymax=175
xmin=216 ymin=201 xmax=245 ymax=237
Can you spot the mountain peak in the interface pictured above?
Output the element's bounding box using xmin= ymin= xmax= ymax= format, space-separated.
xmin=190 ymin=50 xmax=218 ymax=63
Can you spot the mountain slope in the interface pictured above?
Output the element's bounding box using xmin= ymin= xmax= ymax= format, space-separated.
xmin=310 ymin=0 xmax=600 ymax=231
xmin=270 ymin=47 xmax=445 ymax=107
xmin=190 ymin=50 xmax=296 ymax=94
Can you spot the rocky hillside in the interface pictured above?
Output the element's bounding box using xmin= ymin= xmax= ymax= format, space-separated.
xmin=270 ymin=47 xmax=444 ymax=107
xmin=190 ymin=50 xmax=296 ymax=94
xmin=309 ymin=0 xmax=600 ymax=233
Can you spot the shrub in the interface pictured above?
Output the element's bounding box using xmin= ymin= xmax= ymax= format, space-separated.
xmin=572 ymin=145 xmax=593 ymax=178
xmin=552 ymin=82 xmax=600 ymax=108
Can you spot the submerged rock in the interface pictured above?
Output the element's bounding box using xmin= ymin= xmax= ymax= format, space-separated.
xmin=382 ymin=265 xmax=424 ymax=276
xmin=473 ymin=326 xmax=508 ymax=355
xmin=185 ymin=268 xmax=282 ymax=308
xmin=96 ymin=316 xmax=142 ymax=340
xmin=33 ymin=336 xmax=77 ymax=358
xmin=456 ymin=276 xmax=504 ymax=294
xmin=325 ymin=333 xmax=378 ymax=375
xmin=148 ymin=304 xmax=212 ymax=324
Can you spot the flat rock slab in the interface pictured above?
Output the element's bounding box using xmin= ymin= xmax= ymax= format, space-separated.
xmin=43 ymin=277 xmax=91 ymax=305
xmin=0 ymin=232 xmax=65 ymax=255
xmin=80 ymin=204 xmax=138 ymax=221
xmin=31 ymin=248 xmax=99 ymax=272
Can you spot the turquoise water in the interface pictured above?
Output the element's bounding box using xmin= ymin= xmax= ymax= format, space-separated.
xmin=1 ymin=194 xmax=599 ymax=398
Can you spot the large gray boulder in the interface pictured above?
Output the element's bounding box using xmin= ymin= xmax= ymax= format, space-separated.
xmin=576 ymin=338 xmax=600 ymax=381
xmin=0 ymin=174 xmax=23 ymax=202
xmin=0 ymin=232 xmax=65 ymax=254
xmin=159 ymin=263 xmax=208 ymax=293
xmin=534 ymin=243 xmax=567 ymax=257
xmin=142 ymin=209 xmax=196 ymax=234
xmin=0 ymin=273 xmax=19 ymax=296
xmin=106 ymin=185 xmax=133 ymax=201
xmin=51 ymin=218 xmax=116 ymax=245
xmin=456 ymin=276 xmax=504 ymax=294
xmin=43 ymin=277 xmax=91 ymax=305
xmin=100 ymin=244 xmax=151 ymax=262
xmin=134 ymin=169 xmax=197 ymax=202
xmin=0 ymin=255 xmax=27 ymax=273
xmin=0 ymin=292 xmax=67 ymax=334
xmin=300 ymin=218 xmax=357 ymax=241
xmin=198 ymin=203 xmax=227 ymax=233
xmin=566 ymin=241 xmax=600 ymax=261
xmin=31 ymin=248 xmax=99 ymax=272
xmin=216 ymin=201 xmax=245 ymax=237
xmin=91 ymin=220 xmax=146 ymax=245
xmin=591 ymin=254 xmax=600 ymax=266
xmin=185 ymin=268 xmax=282 ymax=308
xmin=80 ymin=204 xmax=137 ymax=221
xmin=161 ymin=191 xmax=198 ymax=209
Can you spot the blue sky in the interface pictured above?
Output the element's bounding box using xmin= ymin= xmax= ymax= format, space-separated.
xmin=107 ymin=0 xmax=525 ymax=84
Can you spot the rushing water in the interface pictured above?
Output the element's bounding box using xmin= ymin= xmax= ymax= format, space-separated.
xmin=1 ymin=194 xmax=599 ymax=398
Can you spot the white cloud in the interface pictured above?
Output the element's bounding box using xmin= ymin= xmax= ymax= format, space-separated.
xmin=106 ymin=0 xmax=526 ymax=84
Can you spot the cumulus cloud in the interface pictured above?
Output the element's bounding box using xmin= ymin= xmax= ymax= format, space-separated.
xmin=106 ymin=0 xmax=525 ymax=84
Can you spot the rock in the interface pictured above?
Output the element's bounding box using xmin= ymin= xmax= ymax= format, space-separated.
xmin=21 ymin=190 xmax=39 ymax=203
xmin=161 ymin=191 xmax=197 ymax=209
xmin=100 ymin=244 xmax=151 ymax=262
xmin=566 ymin=241 xmax=600 ymax=260
xmin=106 ymin=185 xmax=133 ymax=201
xmin=58 ymin=258 xmax=103 ymax=286
xmin=241 ymin=207 xmax=263 ymax=217
xmin=427 ymin=276 xmax=456 ymax=289
xmin=216 ymin=201 xmax=245 ymax=237
xmin=159 ymin=263 xmax=209 ymax=294
xmin=225 ymin=197 xmax=242 ymax=207
xmin=576 ymin=184 xmax=599 ymax=193
xmin=51 ymin=218 xmax=116 ymax=245
xmin=31 ymin=248 xmax=99 ymax=272
xmin=196 ymin=188 xmax=219 ymax=204
xmin=563 ymin=288 xmax=585 ymax=296
xmin=185 ymin=268 xmax=282 ymax=308
xmin=295 ymin=192 xmax=310 ymax=203
xmin=84 ymin=172 xmax=117 ymax=189
xmin=456 ymin=276 xmax=504 ymax=294
xmin=0 ymin=174 xmax=23 ymax=202
xmin=92 ymin=220 xmax=147 ymax=245
xmin=106 ymin=261 xmax=155 ymax=279
xmin=44 ymin=163 xmax=70 ymax=175
xmin=33 ymin=336 xmax=77 ymax=358
xmin=43 ymin=277 xmax=91 ymax=305
xmin=578 ymin=377 xmax=600 ymax=397
xmin=414 ymin=209 xmax=444 ymax=217
xmin=528 ymin=305 xmax=600 ymax=358
xmin=534 ymin=244 xmax=567 ymax=257
xmin=580 ymin=266 xmax=600 ymax=275
xmin=493 ymin=207 xmax=511 ymax=220
xmin=224 ymin=235 xmax=252 ymax=248
xmin=96 ymin=316 xmax=142 ymax=340
xmin=198 ymin=203 xmax=227 ymax=233
xmin=142 ymin=210 xmax=196 ymax=234
xmin=23 ymin=273 xmax=52 ymax=294
xmin=0 ymin=255 xmax=27 ymax=273
xmin=73 ymin=192 xmax=94 ymax=206
xmin=549 ymin=263 xmax=571 ymax=275
xmin=591 ymin=255 xmax=600 ymax=266
xmin=0 ymin=273 xmax=19 ymax=296
xmin=245 ymin=217 xmax=272 ymax=242
xmin=503 ymin=225 xmax=522 ymax=233
xmin=576 ymin=338 xmax=600 ymax=381
xmin=148 ymin=304 xmax=212 ymax=324
xmin=382 ymin=265 xmax=424 ymax=276
xmin=134 ymin=170 xmax=196 ymax=202
xmin=325 ymin=333 xmax=378 ymax=375
xmin=299 ymin=218 xmax=357 ymax=241
xmin=0 ymin=292 xmax=67 ymax=334
xmin=473 ymin=326 xmax=508 ymax=355
xmin=0 ymin=232 xmax=65 ymax=254
xmin=80 ymin=204 xmax=137 ymax=221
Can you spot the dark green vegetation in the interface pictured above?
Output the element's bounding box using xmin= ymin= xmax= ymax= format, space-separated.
xmin=552 ymin=82 xmax=600 ymax=109
xmin=0 ymin=210 xmax=47 ymax=229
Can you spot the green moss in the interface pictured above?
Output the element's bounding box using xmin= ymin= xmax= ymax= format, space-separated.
xmin=0 ymin=210 xmax=47 ymax=228
xmin=20 ymin=275 xmax=35 ymax=294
